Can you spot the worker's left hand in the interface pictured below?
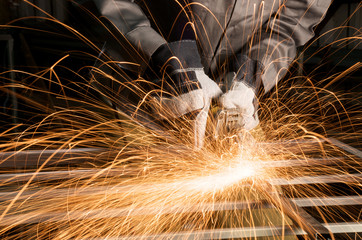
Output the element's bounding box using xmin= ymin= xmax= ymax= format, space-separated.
xmin=220 ymin=54 xmax=263 ymax=131
xmin=146 ymin=40 xmax=222 ymax=120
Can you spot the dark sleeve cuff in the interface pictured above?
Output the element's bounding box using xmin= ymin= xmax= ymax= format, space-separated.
xmin=149 ymin=40 xmax=203 ymax=75
xmin=231 ymin=53 xmax=264 ymax=93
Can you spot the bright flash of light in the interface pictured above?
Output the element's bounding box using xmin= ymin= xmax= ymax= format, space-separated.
xmin=184 ymin=158 xmax=259 ymax=193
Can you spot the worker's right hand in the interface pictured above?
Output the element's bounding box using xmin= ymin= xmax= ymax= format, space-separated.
xmin=220 ymin=54 xmax=263 ymax=131
xmin=220 ymin=80 xmax=259 ymax=131
xmin=146 ymin=40 xmax=222 ymax=120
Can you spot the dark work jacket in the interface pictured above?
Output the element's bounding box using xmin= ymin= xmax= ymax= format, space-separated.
xmin=75 ymin=0 xmax=331 ymax=92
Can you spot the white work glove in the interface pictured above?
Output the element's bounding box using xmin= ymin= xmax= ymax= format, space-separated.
xmin=151 ymin=70 xmax=221 ymax=119
xmin=156 ymin=69 xmax=222 ymax=149
xmin=146 ymin=40 xmax=222 ymax=148
xmin=146 ymin=40 xmax=222 ymax=120
xmin=221 ymin=79 xmax=259 ymax=130
xmin=220 ymin=54 xmax=263 ymax=131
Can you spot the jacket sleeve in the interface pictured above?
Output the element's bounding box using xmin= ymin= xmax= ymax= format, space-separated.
xmin=79 ymin=0 xmax=167 ymax=69
xmin=247 ymin=0 xmax=331 ymax=92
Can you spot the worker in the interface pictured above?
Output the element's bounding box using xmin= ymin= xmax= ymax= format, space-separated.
xmin=73 ymin=0 xmax=331 ymax=140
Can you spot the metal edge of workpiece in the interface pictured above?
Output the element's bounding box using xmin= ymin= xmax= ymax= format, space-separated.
xmin=327 ymin=138 xmax=362 ymax=159
xmin=0 ymin=173 xmax=361 ymax=201
xmin=92 ymin=222 xmax=361 ymax=239
xmin=0 ymin=157 xmax=347 ymax=183
xmin=1 ymin=195 xmax=361 ymax=225
xmin=0 ymin=148 xmax=105 ymax=168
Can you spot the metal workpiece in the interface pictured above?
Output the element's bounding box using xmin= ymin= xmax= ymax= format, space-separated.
xmin=0 ymin=138 xmax=361 ymax=239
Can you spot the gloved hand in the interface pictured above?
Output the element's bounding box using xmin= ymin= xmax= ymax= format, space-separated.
xmin=146 ymin=40 xmax=222 ymax=120
xmin=220 ymin=54 xmax=263 ymax=131
xmin=145 ymin=40 xmax=222 ymax=148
